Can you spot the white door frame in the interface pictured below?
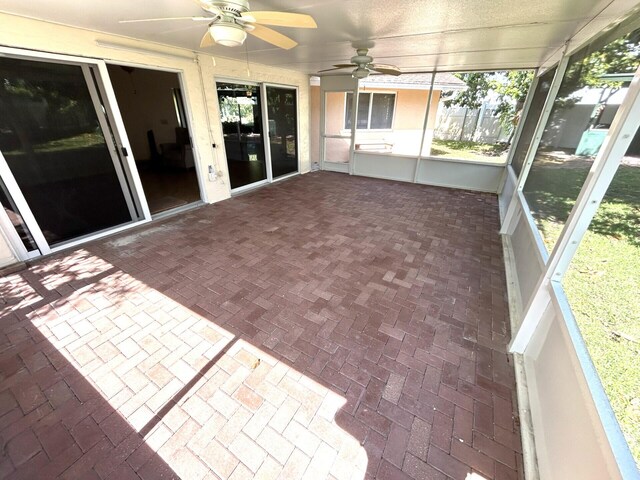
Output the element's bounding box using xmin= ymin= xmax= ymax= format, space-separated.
xmin=81 ymin=64 xmax=139 ymax=221
xmin=215 ymin=78 xmax=301 ymax=193
xmin=319 ymin=75 xmax=359 ymax=172
xmin=263 ymin=83 xmax=301 ymax=182
xmin=103 ymin=59 xmax=208 ymax=208
xmin=215 ymin=78 xmax=270 ymax=194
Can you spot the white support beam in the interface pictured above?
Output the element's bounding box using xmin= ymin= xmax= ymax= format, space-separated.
xmin=413 ymin=74 xmax=437 ymax=183
xmin=348 ymin=83 xmax=359 ymax=175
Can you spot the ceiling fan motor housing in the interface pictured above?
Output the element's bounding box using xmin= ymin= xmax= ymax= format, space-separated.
xmin=351 ymin=48 xmax=373 ymax=66
xmin=210 ymin=0 xmax=250 ymax=14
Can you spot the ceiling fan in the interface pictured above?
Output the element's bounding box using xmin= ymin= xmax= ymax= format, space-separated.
xmin=319 ymin=48 xmax=401 ymax=79
xmin=120 ymin=0 xmax=317 ymax=50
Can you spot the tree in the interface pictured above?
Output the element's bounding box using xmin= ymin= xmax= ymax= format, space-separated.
xmin=442 ymin=70 xmax=534 ymax=143
xmin=443 ymin=73 xmax=492 ymax=110
xmin=492 ymin=70 xmax=534 ymax=141
xmin=555 ymin=31 xmax=640 ymax=126
xmin=558 ymin=32 xmax=640 ymax=104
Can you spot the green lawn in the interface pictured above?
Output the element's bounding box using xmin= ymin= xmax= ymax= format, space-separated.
xmin=430 ymin=139 xmax=509 ymax=163
xmin=524 ymin=158 xmax=640 ymax=465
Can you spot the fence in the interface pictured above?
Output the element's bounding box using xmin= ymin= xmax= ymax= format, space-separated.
xmin=435 ymin=104 xmax=511 ymax=143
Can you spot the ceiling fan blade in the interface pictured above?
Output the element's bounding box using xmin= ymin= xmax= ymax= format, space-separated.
xmin=318 ymin=67 xmax=350 ymax=72
xmin=193 ymin=0 xmax=222 ymax=15
xmin=243 ymin=11 xmax=317 ymax=28
xmin=200 ymin=31 xmax=215 ymax=48
xmin=370 ymin=64 xmax=402 ymax=76
xmin=119 ymin=16 xmax=212 ymax=23
xmin=248 ymin=24 xmax=297 ymax=50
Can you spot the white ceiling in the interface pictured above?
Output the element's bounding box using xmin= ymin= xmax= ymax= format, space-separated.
xmin=0 ymin=0 xmax=636 ymax=74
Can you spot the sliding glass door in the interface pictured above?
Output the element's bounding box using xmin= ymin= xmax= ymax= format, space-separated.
xmin=0 ymin=53 xmax=144 ymax=255
xmin=216 ymin=81 xmax=300 ymax=192
xmin=265 ymin=85 xmax=298 ymax=179
xmin=216 ymin=82 xmax=267 ymax=190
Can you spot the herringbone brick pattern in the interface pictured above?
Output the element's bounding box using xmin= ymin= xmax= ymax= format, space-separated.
xmin=0 ymin=172 xmax=522 ymax=479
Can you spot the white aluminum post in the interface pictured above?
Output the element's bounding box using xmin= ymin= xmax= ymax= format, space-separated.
xmin=510 ymin=65 xmax=640 ymax=354
xmin=348 ymin=84 xmax=359 ymax=175
xmin=319 ymin=90 xmax=326 ymax=170
xmin=260 ymin=83 xmax=274 ymax=182
xmin=414 ymin=73 xmax=437 ymax=183
xmin=500 ymin=55 xmax=570 ymax=235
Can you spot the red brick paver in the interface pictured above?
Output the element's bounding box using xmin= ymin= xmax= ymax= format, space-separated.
xmin=0 ymin=172 xmax=522 ymax=479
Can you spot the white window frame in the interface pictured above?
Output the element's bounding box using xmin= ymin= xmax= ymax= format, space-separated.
xmin=344 ymin=91 xmax=397 ymax=131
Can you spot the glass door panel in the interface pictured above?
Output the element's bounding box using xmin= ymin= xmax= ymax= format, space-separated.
xmin=106 ymin=65 xmax=201 ymax=215
xmin=266 ymin=86 xmax=298 ymax=179
xmin=216 ymin=82 xmax=267 ymax=190
xmin=0 ymin=57 xmax=134 ymax=246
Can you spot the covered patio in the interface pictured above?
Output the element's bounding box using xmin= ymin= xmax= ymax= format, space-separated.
xmin=0 ymin=173 xmax=520 ymax=479
xmin=1 ymin=0 xmax=640 ymax=479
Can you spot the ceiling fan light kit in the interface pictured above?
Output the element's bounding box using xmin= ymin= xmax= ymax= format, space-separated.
xmin=209 ymin=22 xmax=247 ymax=47
xmin=120 ymin=0 xmax=317 ymax=50
xmin=352 ymin=67 xmax=370 ymax=79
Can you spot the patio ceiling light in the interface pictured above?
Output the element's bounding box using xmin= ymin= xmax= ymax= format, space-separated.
xmin=208 ymin=23 xmax=247 ymax=47
xmin=352 ymin=66 xmax=370 ymax=79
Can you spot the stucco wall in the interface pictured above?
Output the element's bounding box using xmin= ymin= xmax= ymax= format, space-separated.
xmin=325 ymin=87 xmax=441 ymax=132
xmin=0 ymin=12 xmax=310 ymax=267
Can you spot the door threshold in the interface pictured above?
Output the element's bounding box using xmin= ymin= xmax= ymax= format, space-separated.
xmin=231 ymin=180 xmax=270 ymax=196
xmin=151 ymin=201 xmax=204 ymax=221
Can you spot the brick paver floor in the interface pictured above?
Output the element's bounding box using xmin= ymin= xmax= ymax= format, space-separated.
xmin=0 ymin=172 xmax=522 ymax=479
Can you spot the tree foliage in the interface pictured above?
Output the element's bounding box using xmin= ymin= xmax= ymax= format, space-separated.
xmin=442 ymin=29 xmax=640 ymax=140
xmin=443 ymin=70 xmax=534 ymax=137
xmin=557 ymin=31 xmax=640 ymax=105
xmin=443 ymin=73 xmax=492 ymax=110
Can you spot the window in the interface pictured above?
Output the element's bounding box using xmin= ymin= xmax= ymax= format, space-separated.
xmin=345 ymin=92 xmax=395 ymax=129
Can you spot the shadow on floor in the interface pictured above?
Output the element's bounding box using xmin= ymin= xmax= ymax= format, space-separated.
xmin=0 ymin=172 xmax=522 ymax=479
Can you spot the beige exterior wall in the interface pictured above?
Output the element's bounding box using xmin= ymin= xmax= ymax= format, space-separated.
xmin=325 ymin=87 xmax=441 ymax=132
xmin=322 ymin=86 xmax=443 ymax=157
xmin=0 ymin=12 xmax=310 ymax=267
